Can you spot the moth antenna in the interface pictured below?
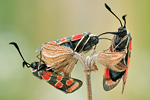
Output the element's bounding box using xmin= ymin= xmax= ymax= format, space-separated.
xmin=9 ymin=42 xmax=30 ymax=68
xmin=98 ymin=37 xmax=112 ymax=41
xmin=105 ymin=3 xmax=123 ymax=27
xmin=97 ymin=31 xmax=121 ymax=37
xmin=122 ymin=14 xmax=127 ymax=28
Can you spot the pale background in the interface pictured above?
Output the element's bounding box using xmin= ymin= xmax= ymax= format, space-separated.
xmin=0 ymin=0 xmax=149 ymax=100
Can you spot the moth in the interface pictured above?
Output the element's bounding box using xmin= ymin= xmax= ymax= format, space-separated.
xmin=9 ymin=42 xmax=83 ymax=93
xmin=97 ymin=3 xmax=132 ymax=93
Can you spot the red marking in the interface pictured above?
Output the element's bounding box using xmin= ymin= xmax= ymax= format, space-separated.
xmin=42 ymin=75 xmax=51 ymax=81
xmin=123 ymin=55 xmax=130 ymax=82
xmin=60 ymin=38 xmax=66 ymax=42
xmin=51 ymin=84 xmax=56 ymax=88
xmin=128 ymin=41 xmax=132 ymax=51
xmin=104 ymin=67 xmax=110 ymax=79
xmin=110 ymin=45 xmax=113 ymax=51
xmin=55 ymin=82 xmax=63 ymax=88
xmin=67 ymin=82 xmax=78 ymax=92
xmin=72 ymin=34 xmax=82 ymax=41
xmin=104 ymin=44 xmax=113 ymax=79
xmin=106 ymin=80 xmax=115 ymax=85
xmin=66 ymin=80 xmax=73 ymax=86
xmin=43 ymin=71 xmax=52 ymax=76
xmin=127 ymin=55 xmax=130 ymax=67
xmin=51 ymin=41 xmax=56 ymax=44
xmin=123 ymin=39 xmax=131 ymax=82
xmin=57 ymin=75 xmax=63 ymax=81
xmin=123 ymin=68 xmax=128 ymax=82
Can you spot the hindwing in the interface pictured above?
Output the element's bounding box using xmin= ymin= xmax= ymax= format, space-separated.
xmin=37 ymin=70 xmax=83 ymax=93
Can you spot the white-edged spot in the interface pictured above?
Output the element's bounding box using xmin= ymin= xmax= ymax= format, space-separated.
xmin=66 ymin=79 xmax=73 ymax=86
xmin=42 ymin=75 xmax=51 ymax=81
xmin=66 ymin=82 xmax=79 ymax=92
xmin=55 ymin=82 xmax=63 ymax=88
xmin=57 ymin=75 xmax=63 ymax=81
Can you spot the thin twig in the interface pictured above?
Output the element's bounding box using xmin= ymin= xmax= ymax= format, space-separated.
xmin=75 ymin=49 xmax=97 ymax=100
xmin=85 ymin=68 xmax=92 ymax=100
xmin=85 ymin=49 xmax=97 ymax=100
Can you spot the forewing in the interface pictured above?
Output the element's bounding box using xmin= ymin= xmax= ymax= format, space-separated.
xmin=42 ymin=43 xmax=77 ymax=75
xmin=97 ymin=50 xmax=127 ymax=72
xmin=103 ymin=67 xmax=121 ymax=91
xmin=122 ymin=40 xmax=132 ymax=93
xmin=38 ymin=70 xmax=83 ymax=93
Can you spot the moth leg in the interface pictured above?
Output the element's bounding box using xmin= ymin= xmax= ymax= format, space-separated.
xmin=68 ymin=40 xmax=74 ymax=50
xmin=36 ymin=51 xmax=45 ymax=70
xmin=90 ymin=45 xmax=97 ymax=56
xmin=36 ymin=53 xmax=44 ymax=63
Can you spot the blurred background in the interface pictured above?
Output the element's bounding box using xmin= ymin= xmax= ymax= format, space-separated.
xmin=0 ymin=0 xmax=149 ymax=100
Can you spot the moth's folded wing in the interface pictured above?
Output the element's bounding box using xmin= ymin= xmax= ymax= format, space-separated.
xmin=42 ymin=43 xmax=76 ymax=74
xmin=97 ymin=50 xmax=127 ymax=72
xmin=63 ymin=58 xmax=78 ymax=77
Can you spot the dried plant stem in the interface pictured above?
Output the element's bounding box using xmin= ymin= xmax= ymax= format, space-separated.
xmin=85 ymin=70 xmax=92 ymax=100
xmin=75 ymin=51 xmax=96 ymax=100
xmin=85 ymin=55 xmax=93 ymax=100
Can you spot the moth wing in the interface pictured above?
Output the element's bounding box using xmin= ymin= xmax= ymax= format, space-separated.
xmin=103 ymin=67 xmax=121 ymax=91
xmin=103 ymin=36 xmax=132 ymax=92
xmin=113 ymin=62 xmax=128 ymax=72
xmin=122 ymin=40 xmax=132 ymax=93
xmin=63 ymin=58 xmax=78 ymax=77
xmin=42 ymin=43 xmax=77 ymax=75
xmin=38 ymin=70 xmax=83 ymax=93
xmin=97 ymin=50 xmax=127 ymax=72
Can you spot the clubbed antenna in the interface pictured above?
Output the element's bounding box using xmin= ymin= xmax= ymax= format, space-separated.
xmin=9 ymin=42 xmax=30 ymax=68
xmin=122 ymin=14 xmax=127 ymax=28
xmin=105 ymin=3 xmax=123 ymax=27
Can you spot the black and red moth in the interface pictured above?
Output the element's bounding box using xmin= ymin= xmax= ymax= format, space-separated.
xmin=97 ymin=3 xmax=132 ymax=93
xmin=9 ymin=42 xmax=82 ymax=93
xmin=37 ymin=32 xmax=110 ymax=77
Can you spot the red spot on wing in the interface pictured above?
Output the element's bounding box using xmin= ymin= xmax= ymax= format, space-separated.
xmin=128 ymin=41 xmax=132 ymax=51
xmin=106 ymin=80 xmax=116 ymax=85
xmin=42 ymin=75 xmax=51 ymax=81
xmin=104 ymin=67 xmax=110 ymax=79
xmin=110 ymin=44 xmax=114 ymax=51
xmin=66 ymin=80 xmax=73 ymax=86
xmin=57 ymin=75 xmax=63 ymax=81
xmin=43 ymin=71 xmax=52 ymax=76
xmin=55 ymin=82 xmax=63 ymax=88
xmin=60 ymin=38 xmax=66 ymax=42
xmin=51 ymin=84 xmax=56 ymax=88
xmin=51 ymin=41 xmax=56 ymax=44
xmin=67 ymin=82 xmax=79 ymax=92
xmin=72 ymin=34 xmax=82 ymax=41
